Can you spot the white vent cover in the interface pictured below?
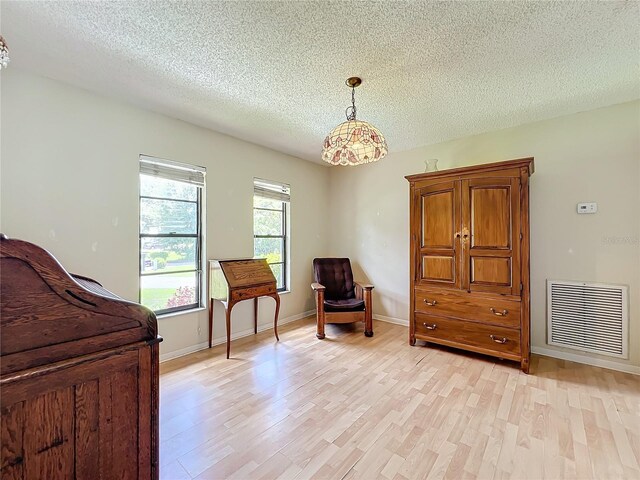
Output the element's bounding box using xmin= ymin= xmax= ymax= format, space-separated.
xmin=547 ymin=280 xmax=628 ymax=358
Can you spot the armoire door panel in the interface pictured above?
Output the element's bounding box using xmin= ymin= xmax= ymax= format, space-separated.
xmin=462 ymin=177 xmax=521 ymax=294
xmin=421 ymin=190 xmax=455 ymax=248
xmin=471 ymin=187 xmax=511 ymax=248
xmin=471 ymin=257 xmax=511 ymax=286
xmin=415 ymin=181 xmax=461 ymax=289
xmin=422 ymin=255 xmax=455 ymax=282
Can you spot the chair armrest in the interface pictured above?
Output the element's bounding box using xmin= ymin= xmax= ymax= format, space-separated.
xmin=355 ymin=282 xmax=374 ymax=290
xmin=311 ymin=282 xmax=326 ymax=291
xmin=355 ymin=282 xmax=374 ymax=314
xmin=355 ymin=282 xmax=373 ymax=301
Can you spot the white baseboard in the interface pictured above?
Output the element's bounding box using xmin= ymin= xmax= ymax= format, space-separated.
xmin=373 ymin=315 xmax=639 ymax=375
xmin=160 ymin=309 xmax=314 ymax=363
xmin=161 ymin=312 xmax=640 ymax=376
xmin=373 ymin=314 xmax=409 ymax=327
xmin=532 ymin=346 xmax=640 ymax=375
xmin=160 ymin=341 xmax=210 ymax=363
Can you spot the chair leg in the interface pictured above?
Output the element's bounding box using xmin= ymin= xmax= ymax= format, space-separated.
xmin=364 ymin=313 xmax=374 ymax=336
xmin=316 ymin=314 xmax=325 ymax=339
xmin=314 ymin=288 xmax=326 ymax=339
xmin=364 ymin=289 xmax=373 ymax=337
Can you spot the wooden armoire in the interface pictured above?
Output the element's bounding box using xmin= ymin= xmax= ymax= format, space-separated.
xmin=406 ymin=158 xmax=533 ymax=373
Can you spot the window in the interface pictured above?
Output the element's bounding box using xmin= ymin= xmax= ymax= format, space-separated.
xmin=139 ymin=155 xmax=205 ymax=315
xmin=253 ymin=178 xmax=290 ymax=291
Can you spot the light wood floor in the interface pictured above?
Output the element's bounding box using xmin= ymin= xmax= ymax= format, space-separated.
xmin=159 ymin=318 xmax=640 ymax=480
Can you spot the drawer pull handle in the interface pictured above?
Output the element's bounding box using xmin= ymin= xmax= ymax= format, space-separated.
xmin=423 ymin=323 xmax=437 ymax=330
xmin=490 ymin=335 xmax=508 ymax=344
xmin=490 ymin=308 xmax=508 ymax=316
xmin=423 ymin=299 xmax=437 ymax=306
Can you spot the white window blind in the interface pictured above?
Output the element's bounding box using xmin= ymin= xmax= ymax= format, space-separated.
xmin=254 ymin=178 xmax=290 ymax=202
xmin=140 ymin=154 xmax=206 ymax=187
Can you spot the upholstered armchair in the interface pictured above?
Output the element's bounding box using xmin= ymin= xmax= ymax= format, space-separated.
xmin=311 ymin=258 xmax=374 ymax=339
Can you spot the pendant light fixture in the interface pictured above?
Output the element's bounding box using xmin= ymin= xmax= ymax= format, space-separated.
xmin=0 ymin=36 xmax=10 ymax=69
xmin=322 ymin=77 xmax=388 ymax=166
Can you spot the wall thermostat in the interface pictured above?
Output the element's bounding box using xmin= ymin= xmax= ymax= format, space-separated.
xmin=577 ymin=202 xmax=597 ymax=214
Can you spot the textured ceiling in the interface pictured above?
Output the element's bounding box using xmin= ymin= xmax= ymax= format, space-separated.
xmin=2 ymin=1 xmax=639 ymax=164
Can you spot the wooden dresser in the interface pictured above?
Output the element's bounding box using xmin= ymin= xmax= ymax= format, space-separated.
xmin=0 ymin=235 xmax=161 ymax=479
xmin=406 ymin=158 xmax=533 ymax=372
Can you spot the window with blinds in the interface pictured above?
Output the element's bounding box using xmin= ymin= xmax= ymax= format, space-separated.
xmin=139 ymin=155 xmax=205 ymax=315
xmin=253 ymin=178 xmax=290 ymax=291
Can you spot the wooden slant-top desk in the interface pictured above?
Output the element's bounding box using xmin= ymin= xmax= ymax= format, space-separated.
xmin=209 ymin=259 xmax=280 ymax=358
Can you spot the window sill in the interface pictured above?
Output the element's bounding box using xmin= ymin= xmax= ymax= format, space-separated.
xmin=278 ymin=290 xmax=291 ymax=295
xmin=157 ymin=307 xmax=206 ymax=320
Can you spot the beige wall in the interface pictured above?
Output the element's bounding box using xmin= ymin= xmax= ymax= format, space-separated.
xmin=0 ymin=69 xmax=331 ymax=359
xmin=2 ymin=69 xmax=638 ymax=371
xmin=329 ymin=101 xmax=640 ymax=371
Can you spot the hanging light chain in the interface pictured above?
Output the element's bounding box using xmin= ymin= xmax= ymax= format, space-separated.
xmin=345 ymin=85 xmax=357 ymax=121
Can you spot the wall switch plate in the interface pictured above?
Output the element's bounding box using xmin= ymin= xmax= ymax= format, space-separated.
xmin=577 ymin=202 xmax=597 ymax=214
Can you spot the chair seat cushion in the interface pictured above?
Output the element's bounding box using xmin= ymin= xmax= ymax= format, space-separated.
xmin=324 ymin=298 xmax=365 ymax=312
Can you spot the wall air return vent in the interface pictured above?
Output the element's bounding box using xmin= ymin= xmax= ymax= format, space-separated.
xmin=547 ymin=280 xmax=628 ymax=358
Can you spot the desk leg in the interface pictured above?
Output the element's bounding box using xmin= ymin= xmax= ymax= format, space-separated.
xmin=254 ymin=297 xmax=258 ymax=334
xmin=208 ymin=298 xmax=214 ymax=348
xmin=225 ymin=303 xmax=233 ymax=359
xmin=272 ymin=294 xmax=280 ymax=341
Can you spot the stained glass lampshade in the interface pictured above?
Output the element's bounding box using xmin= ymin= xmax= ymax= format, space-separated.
xmin=321 ymin=77 xmax=388 ymax=166
xmin=322 ymin=120 xmax=388 ymax=166
xmin=0 ymin=36 xmax=10 ymax=69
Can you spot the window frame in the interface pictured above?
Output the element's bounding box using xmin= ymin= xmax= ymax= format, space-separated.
xmin=252 ymin=177 xmax=291 ymax=293
xmin=253 ymin=199 xmax=289 ymax=292
xmin=139 ymin=159 xmax=205 ymax=316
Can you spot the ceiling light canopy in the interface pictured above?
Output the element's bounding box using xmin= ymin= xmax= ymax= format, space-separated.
xmin=322 ymin=77 xmax=387 ymax=166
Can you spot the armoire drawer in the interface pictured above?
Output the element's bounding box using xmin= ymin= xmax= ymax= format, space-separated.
xmin=415 ymin=288 xmax=521 ymax=328
xmin=414 ymin=313 xmax=521 ymax=358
